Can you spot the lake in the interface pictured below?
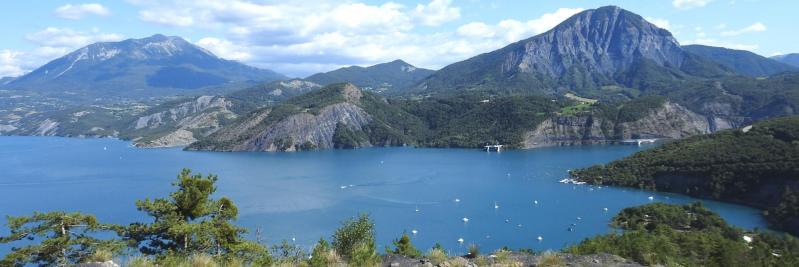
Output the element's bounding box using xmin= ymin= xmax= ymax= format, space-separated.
xmin=0 ymin=136 xmax=768 ymax=256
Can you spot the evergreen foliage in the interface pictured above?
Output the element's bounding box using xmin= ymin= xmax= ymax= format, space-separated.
xmin=567 ymin=203 xmax=799 ymax=266
xmin=570 ymin=116 xmax=799 ymax=234
xmin=120 ymin=169 xmax=271 ymax=263
xmin=0 ymin=212 xmax=123 ymax=266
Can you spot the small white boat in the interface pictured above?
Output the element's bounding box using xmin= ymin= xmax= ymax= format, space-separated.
xmin=411 ymin=229 xmax=418 ymax=235
xmin=648 ymin=196 xmax=655 ymax=200
xmin=462 ymin=217 xmax=469 ymax=223
xmin=494 ymin=201 xmax=499 ymax=209
xmin=454 ymin=198 xmax=461 ymax=203
xmin=537 ymin=236 xmax=543 ymax=241
xmin=457 ymin=238 xmax=464 ymax=244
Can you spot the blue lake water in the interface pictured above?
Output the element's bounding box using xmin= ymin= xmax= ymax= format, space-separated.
xmin=0 ymin=136 xmax=769 ymax=256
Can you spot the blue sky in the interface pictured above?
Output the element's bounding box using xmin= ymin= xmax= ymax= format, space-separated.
xmin=0 ymin=0 xmax=795 ymax=77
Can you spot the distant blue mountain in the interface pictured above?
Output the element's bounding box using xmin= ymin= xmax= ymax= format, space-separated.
xmin=683 ymin=45 xmax=796 ymax=77
xmin=4 ymin=34 xmax=286 ymax=94
xmin=305 ymin=59 xmax=434 ymax=92
xmin=772 ymin=53 xmax=799 ymax=68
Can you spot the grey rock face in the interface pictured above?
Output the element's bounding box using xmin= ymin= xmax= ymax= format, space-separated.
xmin=509 ymin=6 xmax=684 ymax=78
xmin=131 ymin=95 xmax=237 ymax=147
xmin=133 ymin=96 xmax=233 ymax=130
xmin=231 ymin=102 xmax=372 ymax=152
xmin=523 ymin=102 xmax=731 ymax=148
xmin=190 ymin=83 xmax=377 ymax=152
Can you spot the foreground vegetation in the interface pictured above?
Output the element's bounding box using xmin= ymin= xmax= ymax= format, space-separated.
xmin=2 ymin=170 xmax=798 ymax=266
xmin=568 ymin=203 xmax=799 ymax=266
xmin=570 ymin=116 xmax=799 ymax=235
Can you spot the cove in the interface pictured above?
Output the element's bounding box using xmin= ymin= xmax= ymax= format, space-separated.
xmin=0 ymin=136 xmax=768 ymax=255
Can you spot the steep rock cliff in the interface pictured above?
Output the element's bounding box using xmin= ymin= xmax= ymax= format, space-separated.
xmin=523 ymin=102 xmax=732 ymax=148
xmin=187 ymin=83 xmax=412 ymax=152
xmin=129 ymin=95 xmax=237 ymax=147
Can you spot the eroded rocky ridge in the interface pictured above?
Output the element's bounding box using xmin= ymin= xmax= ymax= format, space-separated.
xmin=188 ymin=83 xmax=378 ymax=152
xmin=130 ymin=95 xmax=237 ymax=147
xmin=523 ymin=102 xmax=735 ymax=148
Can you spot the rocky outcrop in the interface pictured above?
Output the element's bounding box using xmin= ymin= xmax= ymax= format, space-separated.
xmin=130 ymin=96 xmax=237 ymax=147
xmin=133 ymin=95 xmax=233 ymax=130
xmin=234 ymin=102 xmax=372 ymax=151
xmin=523 ymin=102 xmax=732 ymax=148
xmin=382 ymin=252 xmax=643 ymax=267
xmin=509 ymin=6 xmax=685 ymax=78
xmin=189 ymin=83 xmax=378 ymax=152
xmin=418 ymin=6 xmax=726 ymax=94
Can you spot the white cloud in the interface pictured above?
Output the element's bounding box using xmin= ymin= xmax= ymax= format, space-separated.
xmin=456 ymin=22 xmax=494 ymax=38
xmin=138 ymin=9 xmax=194 ymax=27
xmin=720 ymin=22 xmax=767 ymax=36
xmin=25 ymin=27 xmax=123 ymax=48
xmin=0 ymin=50 xmax=26 ymax=77
xmin=124 ymin=1 xmax=583 ymax=76
xmin=412 ymin=0 xmax=461 ymax=26
xmin=672 ymin=0 xmax=714 ymax=9
xmin=456 ymin=8 xmax=584 ymax=43
xmin=54 ymin=3 xmax=110 ymax=20
xmin=646 ymin=17 xmax=672 ymax=31
xmin=196 ymin=37 xmax=251 ymax=61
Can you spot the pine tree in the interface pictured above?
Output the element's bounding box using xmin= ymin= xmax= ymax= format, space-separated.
xmin=0 ymin=211 xmax=122 ymax=266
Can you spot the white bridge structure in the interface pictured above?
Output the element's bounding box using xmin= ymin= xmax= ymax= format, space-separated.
xmin=484 ymin=144 xmax=504 ymax=152
xmin=621 ymin=138 xmax=657 ymax=146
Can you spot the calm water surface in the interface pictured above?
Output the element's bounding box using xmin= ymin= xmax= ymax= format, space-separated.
xmin=0 ymin=136 xmax=768 ymax=255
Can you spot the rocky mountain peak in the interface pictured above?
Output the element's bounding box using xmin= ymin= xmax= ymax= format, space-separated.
xmin=508 ymin=5 xmax=684 ymax=77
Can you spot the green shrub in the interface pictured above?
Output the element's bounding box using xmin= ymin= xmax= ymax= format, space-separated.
xmin=271 ymin=239 xmax=307 ymax=264
xmin=85 ymin=249 xmax=114 ymax=263
xmin=467 ymin=244 xmax=480 ymax=258
xmin=494 ymin=248 xmax=511 ymax=264
xmin=349 ymin=242 xmax=381 ymax=267
xmin=538 ymin=251 xmax=563 ymax=267
xmin=309 ymin=238 xmax=343 ymax=267
xmin=126 ymin=256 xmax=154 ymax=267
xmin=427 ymin=248 xmax=448 ymax=265
xmin=388 ymin=232 xmax=422 ymax=258
xmin=332 ymin=213 xmax=376 ymax=259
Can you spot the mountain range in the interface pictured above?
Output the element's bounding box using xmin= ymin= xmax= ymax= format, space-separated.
xmin=413 ymin=6 xmax=730 ymax=97
xmin=3 ymin=5 xmax=799 ymax=151
xmin=2 ymin=34 xmax=286 ymax=98
xmin=683 ymin=44 xmax=796 ymax=77
xmin=305 ymin=59 xmax=434 ymax=93
xmin=773 ymin=53 xmax=799 ymax=68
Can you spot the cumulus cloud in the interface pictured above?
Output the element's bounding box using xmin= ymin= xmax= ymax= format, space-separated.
xmin=646 ymin=17 xmax=672 ymax=31
xmin=456 ymin=22 xmax=495 ymax=38
xmin=121 ymin=0 xmax=472 ymax=75
xmin=720 ymin=22 xmax=767 ymax=36
xmin=411 ymin=0 xmax=461 ymax=26
xmin=0 ymin=50 xmax=26 ymax=77
xmin=672 ymin=0 xmax=713 ymax=9
xmin=54 ymin=3 xmax=110 ymax=20
xmin=121 ymin=1 xmax=583 ymax=76
xmin=456 ymin=8 xmax=584 ymax=43
xmin=25 ymin=27 xmax=123 ymax=48
xmin=196 ymin=37 xmax=251 ymax=61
